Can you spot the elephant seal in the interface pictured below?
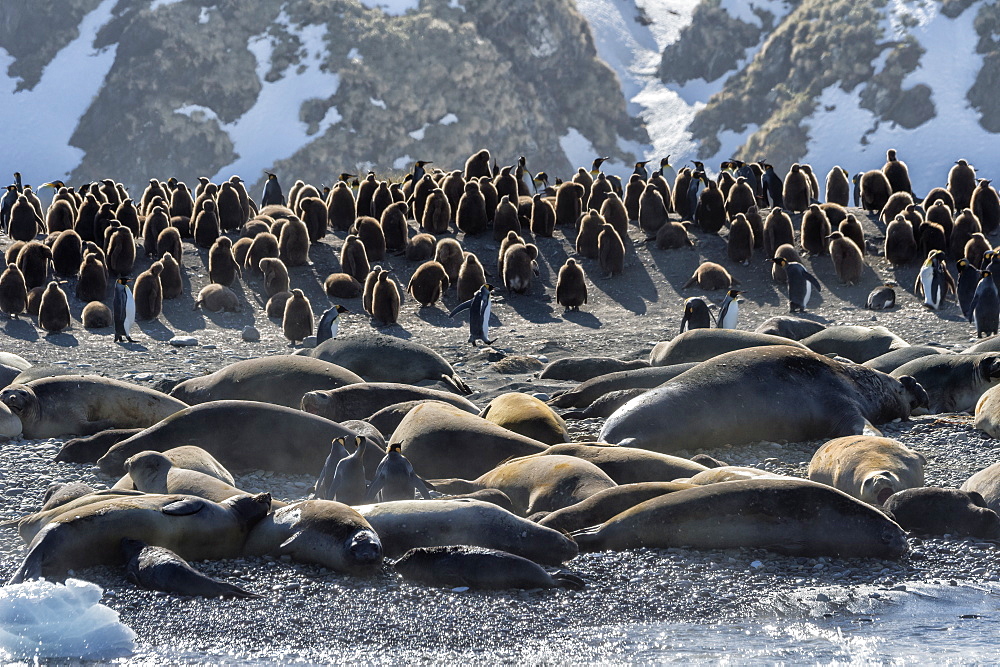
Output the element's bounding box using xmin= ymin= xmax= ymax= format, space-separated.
xmin=883 ymin=488 xmax=1000 ymax=539
xmin=389 ymin=402 xmax=548 ymax=479
xmin=394 ymin=546 xmax=584 ymax=590
xmin=364 ymin=400 xmax=470 ymax=436
xmin=539 ymin=356 xmax=649 ymax=382
xmin=649 ymin=329 xmax=806 ymax=366
xmin=40 ymin=482 xmax=96 ymax=511
xmin=355 ymin=499 xmax=578 ymax=565
xmin=122 ymin=538 xmax=258 ymax=598
xmin=0 ymin=376 xmax=189 ymax=439
xmin=890 ymin=353 xmax=1000 ymax=414
xmin=975 ymin=384 xmax=1000 ymax=438
xmin=807 ymin=436 xmax=925 ymax=505
xmin=429 ymin=455 xmax=617 ymax=515
xmin=96 ymin=400 xmax=359 ymax=476
xmin=480 ymin=393 xmax=568 ymax=445
xmin=301 ymin=383 xmax=479 ymax=423
xmin=0 ymin=402 xmax=21 ymax=439
xmin=301 ymin=335 xmax=471 ymax=394
xmin=113 ymin=445 xmax=236 ymax=490
xmin=122 ymin=451 xmax=281 ymax=507
xmin=536 ymin=481 xmax=695 ymax=533
xmin=801 ymin=325 xmax=910 ymax=363
xmin=963 ymin=336 xmax=1000 ymax=354
xmin=9 ymin=492 xmax=272 ymax=583
xmin=546 ymin=363 xmax=700 ymax=409
xmin=679 ymin=466 xmax=789 ymax=485
xmin=601 ymin=346 xmax=928 ymax=453
xmin=243 ymin=500 xmax=383 ymax=574
xmin=560 ymin=388 xmax=650 ymax=419
xmin=528 ymin=443 xmax=707 ymax=484
xmin=961 ymin=462 xmax=1000 ymax=512
xmin=572 ymin=478 xmax=908 ymax=559
xmin=754 ymin=316 xmax=826 ymax=341
xmin=862 ymin=346 xmax=951 ymax=374
xmin=169 ymin=356 xmax=363 ymax=409
xmin=13 ymin=489 xmax=149 ymax=543
xmin=0 ymin=351 xmax=30 ymax=371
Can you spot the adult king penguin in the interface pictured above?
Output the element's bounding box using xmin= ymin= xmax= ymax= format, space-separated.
xmin=316 ymin=304 xmax=349 ymax=344
xmin=261 ymin=172 xmax=284 ymax=207
xmin=771 ymin=257 xmax=822 ymax=313
xmin=971 ymin=270 xmax=1000 ymax=338
xmin=113 ymin=276 xmax=136 ymax=343
xmin=449 ymin=284 xmax=495 ymax=346
xmin=717 ymin=289 xmax=742 ymax=329
xmin=680 ymin=296 xmax=713 ymax=332
xmin=956 ymin=258 xmax=981 ymax=321
xmin=915 ymin=249 xmax=955 ymax=310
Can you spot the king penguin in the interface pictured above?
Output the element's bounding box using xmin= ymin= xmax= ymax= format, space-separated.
xmin=772 ymin=257 xmax=822 ymax=312
xmin=680 ymin=296 xmax=713 ymax=332
xmin=449 ymin=283 xmax=495 ymax=346
xmin=971 ymin=270 xmax=1000 ymax=338
xmin=760 ymin=162 xmax=783 ymax=209
xmin=316 ymin=304 xmax=349 ymax=344
xmin=261 ymin=172 xmax=284 ymax=207
xmin=316 ymin=435 xmax=368 ymax=505
xmin=956 ymin=258 xmax=981 ymax=321
xmin=113 ymin=276 xmax=136 ymax=343
xmin=364 ymin=443 xmax=433 ymax=502
xmin=659 ymin=156 xmax=676 ymax=185
xmin=914 ymin=249 xmax=955 ymax=310
xmin=717 ymin=289 xmax=742 ymax=329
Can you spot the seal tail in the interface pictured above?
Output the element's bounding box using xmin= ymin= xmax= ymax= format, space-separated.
xmin=552 ymin=570 xmax=586 ymax=590
xmin=569 ymin=525 xmax=603 ymax=552
xmin=441 ymin=374 xmax=472 ymax=395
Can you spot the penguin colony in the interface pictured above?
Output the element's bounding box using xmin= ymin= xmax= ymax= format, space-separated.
xmin=9 ymin=151 xmax=1000 ymax=613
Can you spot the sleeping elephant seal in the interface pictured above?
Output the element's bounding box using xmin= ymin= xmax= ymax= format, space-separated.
xmin=429 ymin=455 xmax=617 ymax=515
xmin=572 ymin=478 xmax=908 ymax=559
xmin=649 ymin=329 xmax=806 ymax=366
xmin=123 ymin=539 xmax=258 ymax=598
xmin=961 ymin=462 xmax=1000 ymax=512
xmin=9 ymin=492 xmax=272 ymax=583
xmin=96 ymin=400 xmax=358 ymax=476
xmin=862 ymin=346 xmax=951 ymax=374
xmin=807 ymin=436 xmax=925 ymax=505
xmin=539 ymin=356 xmax=649 ymax=382
xmin=55 ymin=428 xmax=144 ymax=463
xmin=975 ymin=384 xmax=1000 ymax=438
xmin=121 ymin=451 xmax=284 ymax=507
xmin=601 ymin=346 xmax=927 ymax=454
xmin=560 ymin=388 xmax=650 ymax=419
xmin=754 ymin=316 xmax=826 ymax=341
xmin=355 ymin=498 xmax=578 ymax=565
xmin=301 ymin=383 xmax=479 ymax=423
xmin=113 ymin=445 xmax=237 ymax=490
xmin=528 ymin=443 xmax=707 ymax=484
xmin=801 ymin=325 xmax=910 ymax=363
xmin=890 ymin=353 xmax=1000 ymax=414
xmin=13 ymin=489 xmax=149 ymax=544
xmin=301 ymin=334 xmax=472 ymax=394
xmin=883 ymin=488 xmax=1000 ymax=539
xmin=536 ymin=481 xmax=695 ymax=533
xmin=0 ymin=376 xmax=189 ymax=439
xmin=480 ymin=393 xmax=568 ymax=445
xmin=243 ymin=500 xmax=383 ymax=574
xmin=389 ymin=402 xmax=548 ymax=480
xmin=677 ymin=466 xmax=790 ymax=485
xmin=168 ymin=355 xmax=363 ymax=408
xmin=547 ymin=363 xmax=700 ymax=409
xmin=394 ymin=546 xmax=584 ymax=590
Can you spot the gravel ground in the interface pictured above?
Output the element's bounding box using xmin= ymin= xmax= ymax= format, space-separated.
xmin=1 ymin=203 xmax=1000 ymax=662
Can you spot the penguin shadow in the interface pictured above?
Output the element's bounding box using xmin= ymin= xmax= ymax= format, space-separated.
xmin=497 ymin=286 xmax=561 ymax=324
xmin=367 ymin=321 xmax=412 ymax=340
xmin=561 ymin=308 xmax=601 ymax=329
xmin=1 ymin=317 xmax=39 ymax=341
xmin=412 ymin=303 xmax=462 ymax=329
xmin=137 ymin=318 xmax=174 ymax=342
xmin=116 ymin=340 xmax=150 ymax=353
xmin=41 ymin=331 xmax=78 ymax=347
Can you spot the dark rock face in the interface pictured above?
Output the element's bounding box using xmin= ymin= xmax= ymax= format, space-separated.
xmin=0 ymin=0 xmax=643 ymax=193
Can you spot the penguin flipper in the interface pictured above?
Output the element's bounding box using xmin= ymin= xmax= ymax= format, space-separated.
xmin=806 ymin=272 xmax=822 ymax=291
xmin=448 ymin=299 xmax=473 ymax=318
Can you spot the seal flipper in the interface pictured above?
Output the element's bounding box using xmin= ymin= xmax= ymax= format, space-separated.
xmin=9 ymin=523 xmax=63 ymax=584
xmin=161 ymin=498 xmax=208 ymax=516
xmin=551 ymin=570 xmax=586 ymax=590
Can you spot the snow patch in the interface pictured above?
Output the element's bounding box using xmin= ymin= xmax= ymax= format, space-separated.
xmin=885 ymin=0 xmax=938 ymax=38
xmin=560 ymin=128 xmax=599 ymax=171
xmin=358 ymin=0 xmax=419 ymax=15
xmin=0 ymin=0 xmax=118 ymax=184
xmin=348 ymin=48 xmax=362 ymax=61
xmin=393 ymin=155 xmax=413 ymax=170
xmin=409 ymin=124 xmax=430 ymax=140
xmin=198 ymin=7 xmax=212 ymax=24
xmin=439 ymin=113 xmax=458 ymax=125
xmin=370 ymin=98 xmax=386 ymax=109
xmin=150 ymin=0 xmax=184 ymax=10
xmin=718 ymin=0 xmax=791 ymax=28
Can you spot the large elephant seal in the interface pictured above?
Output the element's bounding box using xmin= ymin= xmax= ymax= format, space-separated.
xmin=649 ymin=329 xmax=805 ymax=366
xmin=572 ymin=478 xmax=908 ymax=559
xmin=96 ymin=400 xmax=358 ymax=476
xmin=528 ymin=443 xmax=707 ymax=484
xmin=862 ymin=346 xmax=951 ymax=374
xmin=364 ymin=400 xmax=456 ymax=436
xmin=389 ymin=402 xmax=548 ymax=479
xmin=113 ymin=445 xmax=237 ymax=490
xmin=122 ymin=451 xmax=282 ymax=507
xmin=801 ymin=325 xmax=910 ymax=363
xmin=536 ymin=482 xmax=695 ymax=533
xmin=55 ymin=428 xmax=144 ymax=463
xmin=975 ymin=384 xmax=1000 ymax=438
xmin=13 ymin=489 xmax=149 ymax=543
xmin=601 ymin=346 xmax=928 ymax=453
xmin=243 ymin=500 xmax=383 ymax=574
xmin=890 ymin=353 xmax=1000 ymax=414
xmin=394 ymin=546 xmax=584 ymax=590
xmin=301 ymin=383 xmax=479 ymax=423
xmin=0 ymin=376 xmax=189 ymax=438
xmin=301 ymin=334 xmax=471 ymax=394
xmin=355 ymin=499 xmax=578 ymax=565
xmin=122 ymin=538 xmax=258 ymax=598
xmin=539 ymin=356 xmax=649 ymax=382
xmin=9 ymin=492 xmax=272 ymax=583
xmin=807 ymin=436 xmax=925 ymax=505
xmin=480 ymin=393 xmax=568 ymax=445
xmin=961 ymin=462 xmax=1000 ymax=512
xmin=754 ymin=316 xmax=826 ymax=340
xmin=430 ymin=455 xmax=617 ymax=515
xmin=168 ymin=356 xmax=363 ymax=409
xmin=883 ymin=488 xmax=1000 ymax=539
xmin=547 ymin=363 xmax=700 ymax=409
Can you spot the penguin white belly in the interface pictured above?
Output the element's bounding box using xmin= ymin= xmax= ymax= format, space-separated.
xmin=801 ymin=281 xmax=812 ymax=309
xmin=918 ymin=265 xmax=936 ymax=308
xmin=480 ymin=299 xmax=491 ymax=340
xmin=328 ymin=318 xmax=339 ymax=339
xmin=123 ymin=289 xmax=136 ymax=332
xmin=720 ymin=302 xmax=738 ymax=329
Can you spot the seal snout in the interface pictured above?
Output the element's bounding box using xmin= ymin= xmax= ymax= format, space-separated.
xmin=348 ymin=530 xmax=383 ymax=567
xmin=299 ymin=391 xmax=328 ymax=415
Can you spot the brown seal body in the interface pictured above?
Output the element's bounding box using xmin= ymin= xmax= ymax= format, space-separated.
xmin=807 ymin=435 xmax=925 ymax=505
xmin=480 ymin=393 xmax=568 ymax=445
xmin=537 ymin=481 xmax=694 ymax=533
xmin=301 ymin=382 xmax=478 ymax=423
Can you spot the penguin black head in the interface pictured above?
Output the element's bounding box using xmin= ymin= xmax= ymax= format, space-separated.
xmin=635 ymin=161 xmax=649 ymax=169
xmin=771 ymin=257 xmax=788 ymax=267
xmin=591 ymin=157 xmax=609 ymax=173
xmin=984 ymin=270 xmax=993 ymax=279
xmin=265 ymin=172 xmax=276 ymax=180
xmin=958 ymin=258 xmax=969 ymax=270
xmin=335 ymin=305 xmax=349 ymax=314
xmin=117 ymin=276 xmax=131 ymax=285
xmin=660 ymin=156 xmax=671 ymax=168
xmin=726 ymin=289 xmax=742 ymax=298
xmin=415 ymin=161 xmax=432 ymax=168
xmin=388 ymin=443 xmax=402 ymax=453
xmin=338 ymin=173 xmax=356 ymax=182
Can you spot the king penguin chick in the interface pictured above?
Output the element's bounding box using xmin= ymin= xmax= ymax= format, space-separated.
xmin=956 ymin=258 xmax=981 ymax=321
xmin=680 ymin=296 xmax=714 ymax=332
xmin=38 ymin=281 xmax=71 ymax=333
xmin=364 ymin=443 xmax=433 ymax=502
xmin=771 ymin=257 xmax=822 ymax=313
xmin=113 ymin=276 xmax=136 ymax=343
xmin=449 ymin=284 xmax=495 ymax=345
xmin=717 ymin=289 xmax=742 ymax=329
xmin=316 ymin=304 xmax=349 ymax=344
xmin=555 ymin=259 xmax=587 ymax=311
xmin=282 ymin=288 xmax=313 ymax=345
xmin=971 ymin=270 xmax=1000 ymax=338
